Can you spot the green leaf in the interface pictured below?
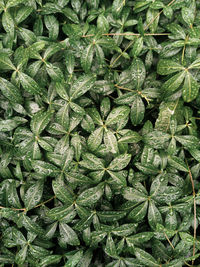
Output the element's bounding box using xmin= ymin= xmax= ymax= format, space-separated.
xmin=0 ymin=117 xmax=27 ymax=132
xmin=148 ymin=200 xmax=163 ymax=230
xmin=81 ymin=44 xmax=94 ymax=73
xmin=31 ymin=110 xmax=52 ymax=135
xmin=134 ymin=247 xmax=159 ymax=266
xmin=59 ymin=223 xmax=80 ymax=245
xmin=7 ymin=181 xmax=22 ymax=208
xmin=105 ymin=106 xmax=130 ymax=126
xmin=18 ymin=72 xmax=43 ymax=95
xmin=112 ymin=0 xmax=125 ymax=17
xmin=2 ymin=11 xmax=15 ymax=34
xmin=105 ymin=234 xmax=118 ymax=258
xmin=69 ymin=74 xmax=96 ymax=100
xmin=76 ymin=185 xmax=103 ymax=207
xmin=6 ymin=0 xmax=26 ymax=8
xmin=131 ymin=58 xmax=146 ymax=89
xmin=22 ymin=215 xmax=45 ymax=236
xmin=181 ymin=7 xmax=195 ymax=26
xmin=24 ymin=181 xmax=43 ymax=211
xmin=182 ymin=71 xmax=199 ymax=102
xmin=97 ymin=210 xmax=126 ymax=223
xmin=38 ymin=255 xmax=62 ymax=267
xmin=46 ymin=62 xmax=64 ymax=81
xmin=0 ymin=54 xmax=16 ymax=71
xmin=15 ymin=6 xmax=33 ymax=24
xmin=167 ymin=23 xmax=186 ymax=39
xmin=52 ymin=180 xmax=74 ymax=204
xmin=65 ymin=172 xmax=93 ymax=186
xmin=175 ymin=135 xmax=199 ymax=149
xmin=79 ymin=153 xmax=105 ymax=170
xmin=87 ymin=127 xmax=103 ymax=151
xmin=32 ymin=160 xmax=59 ymax=177
xmin=122 ymin=187 xmax=147 ymax=202
xmin=107 ymin=170 xmax=127 ymax=186
xmin=130 ymin=95 xmax=145 ymax=125
xmin=143 ymin=131 xmax=171 ymax=149
xmin=118 ymin=130 xmax=142 ymax=143
xmin=47 ymin=204 xmax=74 ymax=221
xmin=108 ymin=154 xmax=131 ymax=171
xmin=0 ymin=77 xmax=23 ymax=103
xmin=132 ymin=37 xmax=143 ymax=57
xmin=112 ymin=223 xmax=137 ymax=236
xmin=104 ymin=130 xmax=118 ymax=154
xmin=126 ymin=232 xmax=154 ymax=245
xmin=157 ymin=60 xmax=184 ymax=75
xmin=44 ymin=15 xmax=59 ymax=40
xmin=64 ymin=250 xmax=83 ymax=267
xmin=161 ymin=71 xmax=185 ymax=92
xmin=168 ymin=155 xmax=188 ymax=172
xmin=135 ymin=162 xmax=160 ymax=175
xmin=63 ymin=7 xmax=79 ymax=23
xmin=15 ymin=245 xmax=28 ymax=265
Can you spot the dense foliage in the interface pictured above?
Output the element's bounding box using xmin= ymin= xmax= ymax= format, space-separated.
xmin=0 ymin=0 xmax=200 ymax=266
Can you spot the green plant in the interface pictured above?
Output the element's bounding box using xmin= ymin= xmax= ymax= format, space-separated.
xmin=0 ymin=0 xmax=200 ymax=266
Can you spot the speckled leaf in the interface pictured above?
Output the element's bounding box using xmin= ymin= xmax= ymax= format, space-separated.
xmin=79 ymin=153 xmax=105 ymax=170
xmin=98 ymin=210 xmax=126 ymax=223
xmin=64 ymin=250 xmax=83 ymax=267
xmin=38 ymin=255 xmax=62 ymax=267
xmin=59 ymin=222 xmax=80 ymax=246
xmin=7 ymin=182 xmax=22 ymax=209
xmin=112 ymin=0 xmax=125 ymax=17
xmin=32 ymin=160 xmax=59 ymax=177
xmin=104 ymin=130 xmax=118 ymax=154
xmin=0 ymin=77 xmax=23 ymax=103
xmin=52 ymin=180 xmax=74 ymax=204
xmin=168 ymin=156 xmax=188 ymax=172
xmin=24 ymin=181 xmax=43 ymax=210
xmin=161 ymin=71 xmax=185 ymax=92
xmin=105 ymin=106 xmax=130 ymax=126
xmin=182 ymin=71 xmax=199 ymax=102
xmin=69 ymin=74 xmax=96 ymax=100
xmin=134 ymin=247 xmax=159 ymax=266
xmin=175 ymin=135 xmax=199 ymax=149
xmin=31 ymin=110 xmax=52 ymax=135
xmin=130 ymin=95 xmax=145 ymax=125
xmin=65 ymin=172 xmax=93 ymax=186
xmin=118 ymin=130 xmax=142 ymax=143
xmin=0 ymin=54 xmax=16 ymax=71
xmin=157 ymin=60 xmax=184 ymax=75
xmin=46 ymin=62 xmax=64 ymax=81
xmin=127 ymin=232 xmax=154 ymax=245
xmin=87 ymin=127 xmax=103 ymax=151
xmin=22 ymin=215 xmax=45 ymax=236
xmin=105 ymin=234 xmax=117 ymax=258
xmin=108 ymin=154 xmax=131 ymax=171
xmin=18 ymin=72 xmax=43 ymax=95
xmin=181 ymin=7 xmax=195 ymax=26
xmin=135 ymin=162 xmax=160 ymax=175
xmin=107 ymin=170 xmax=127 ymax=186
xmin=15 ymin=245 xmax=28 ymax=265
xmin=6 ymin=0 xmax=26 ymax=8
xmin=122 ymin=187 xmax=147 ymax=202
xmin=81 ymin=44 xmax=94 ymax=73
xmin=76 ymin=185 xmax=104 ymax=207
xmin=131 ymin=58 xmax=146 ymax=89
xmin=148 ymin=201 xmax=163 ymax=230
xmin=143 ymin=131 xmax=171 ymax=149
xmin=47 ymin=204 xmax=74 ymax=221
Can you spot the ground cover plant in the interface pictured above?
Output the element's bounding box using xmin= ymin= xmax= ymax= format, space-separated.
xmin=1 ymin=0 xmax=200 ymax=266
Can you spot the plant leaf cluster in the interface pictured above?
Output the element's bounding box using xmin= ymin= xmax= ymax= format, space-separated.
xmin=0 ymin=0 xmax=200 ymax=266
